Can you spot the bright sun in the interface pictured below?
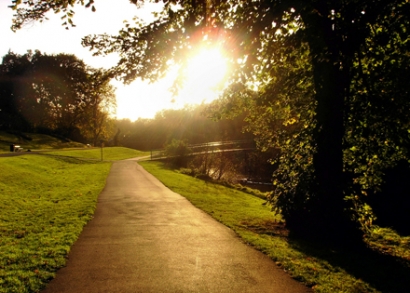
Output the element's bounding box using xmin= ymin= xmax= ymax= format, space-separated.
xmin=115 ymin=47 xmax=229 ymax=120
xmin=163 ymin=47 xmax=229 ymax=109
xmin=182 ymin=48 xmax=228 ymax=102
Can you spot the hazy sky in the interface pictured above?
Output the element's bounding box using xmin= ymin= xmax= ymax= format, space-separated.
xmin=1 ymin=0 xmax=226 ymax=120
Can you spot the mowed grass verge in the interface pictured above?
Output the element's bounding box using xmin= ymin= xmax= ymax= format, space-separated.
xmin=0 ymin=132 xmax=84 ymax=153
xmin=44 ymin=147 xmax=149 ymax=161
xmin=140 ymin=161 xmax=410 ymax=293
xmin=0 ymin=147 xmax=144 ymax=293
xmin=0 ymin=147 xmax=148 ymax=293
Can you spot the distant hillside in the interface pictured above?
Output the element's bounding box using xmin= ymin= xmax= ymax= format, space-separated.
xmin=0 ymin=131 xmax=85 ymax=153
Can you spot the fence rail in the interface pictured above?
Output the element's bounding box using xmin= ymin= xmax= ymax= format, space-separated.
xmin=150 ymin=140 xmax=256 ymax=160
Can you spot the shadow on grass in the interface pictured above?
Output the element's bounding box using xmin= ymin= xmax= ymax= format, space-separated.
xmin=142 ymin=160 xmax=409 ymax=292
xmin=288 ymin=234 xmax=410 ymax=293
xmin=43 ymin=154 xmax=103 ymax=164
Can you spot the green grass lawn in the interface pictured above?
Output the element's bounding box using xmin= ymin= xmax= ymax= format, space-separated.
xmin=44 ymin=147 xmax=149 ymax=161
xmin=140 ymin=161 xmax=410 ymax=293
xmin=0 ymin=131 xmax=84 ymax=153
xmin=0 ymin=155 xmax=111 ymax=293
xmin=0 ymin=146 xmax=149 ymax=292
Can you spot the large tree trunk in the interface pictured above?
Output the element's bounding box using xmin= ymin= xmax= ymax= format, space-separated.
xmin=298 ymin=4 xmax=361 ymax=244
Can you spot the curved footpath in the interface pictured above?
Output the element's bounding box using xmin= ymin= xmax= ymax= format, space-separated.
xmin=41 ymin=159 xmax=312 ymax=293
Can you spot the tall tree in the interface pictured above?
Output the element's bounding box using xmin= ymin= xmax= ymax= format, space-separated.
xmin=29 ymin=52 xmax=90 ymax=134
xmin=0 ymin=51 xmax=33 ymax=130
xmin=80 ymin=69 xmax=117 ymax=146
xmin=10 ymin=0 xmax=410 ymax=242
xmin=0 ymin=50 xmax=117 ymax=142
xmin=0 ymin=51 xmax=89 ymax=134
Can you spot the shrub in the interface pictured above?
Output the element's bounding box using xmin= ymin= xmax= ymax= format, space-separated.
xmin=164 ymin=139 xmax=191 ymax=167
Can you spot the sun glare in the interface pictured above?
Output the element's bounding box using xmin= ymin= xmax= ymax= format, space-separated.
xmin=179 ymin=48 xmax=228 ymax=104
xmin=186 ymin=48 xmax=228 ymax=89
xmin=115 ymin=47 xmax=229 ymax=121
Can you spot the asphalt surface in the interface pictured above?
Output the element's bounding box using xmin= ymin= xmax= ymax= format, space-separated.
xmin=41 ymin=159 xmax=312 ymax=293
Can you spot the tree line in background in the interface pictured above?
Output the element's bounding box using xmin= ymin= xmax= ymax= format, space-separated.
xmin=0 ymin=50 xmax=253 ymax=149
xmin=0 ymin=49 xmax=273 ymax=182
xmin=116 ymin=104 xmax=277 ymax=184
xmin=0 ymin=50 xmax=116 ymax=145
xmin=116 ymin=104 xmax=251 ymax=150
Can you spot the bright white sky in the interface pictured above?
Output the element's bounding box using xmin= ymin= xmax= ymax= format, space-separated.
xmin=0 ymin=0 xmax=228 ymax=120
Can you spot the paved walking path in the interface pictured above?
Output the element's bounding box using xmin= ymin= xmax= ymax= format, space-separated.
xmin=41 ymin=159 xmax=312 ymax=293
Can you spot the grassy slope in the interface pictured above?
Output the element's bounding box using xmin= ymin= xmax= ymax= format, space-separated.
xmin=0 ymin=132 xmax=84 ymax=153
xmin=0 ymin=155 xmax=111 ymax=293
xmin=140 ymin=161 xmax=410 ymax=293
xmin=45 ymin=147 xmax=149 ymax=161
xmin=0 ymin=144 xmax=148 ymax=293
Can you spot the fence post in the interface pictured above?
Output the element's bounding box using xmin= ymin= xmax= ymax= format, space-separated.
xmin=100 ymin=140 xmax=104 ymax=161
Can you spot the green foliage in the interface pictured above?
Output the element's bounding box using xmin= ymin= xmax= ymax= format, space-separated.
xmin=0 ymin=51 xmax=116 ymax=143
xmin=0 ymin=155 xmax=111 ymax=293
xmin=79 ymin=69 xmax=117 ymax=146
xmin=214 ymin=40 xmax=318 ymax=222
xmin=343 ymin=5 xmax=410 ymax=226
xmin=0 ymin=51 xmax=87 ymax=133
xmin=365 ymin=226 xmax=410 ymax=263
xmin=164 ymin=139 xmax=191 ymax=167
xmin=116 ymin=104 xmax=252 ymax=151
xmin=207 ymin=1 xmax=410 ymax=236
